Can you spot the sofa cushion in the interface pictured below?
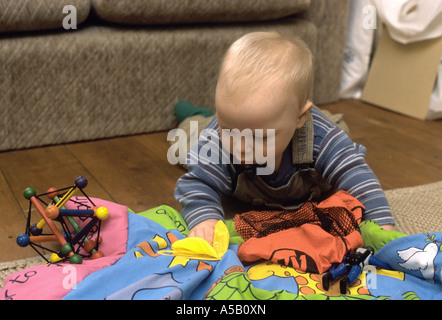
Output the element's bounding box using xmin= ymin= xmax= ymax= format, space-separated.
xmin=0 ymin=0 xmax=90 ymax=33
xmin=0 ymin=18 xmax=317 ymax=151
xmin=91 ymin=0 xmax=310 ymax=25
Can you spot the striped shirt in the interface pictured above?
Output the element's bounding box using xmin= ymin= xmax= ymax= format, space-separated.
xmin=175 ymin=107 xmax=395 ymax=230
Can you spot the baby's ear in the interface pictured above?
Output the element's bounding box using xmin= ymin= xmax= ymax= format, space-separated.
xmin=296 ymin=101 xmax=313 ymax=129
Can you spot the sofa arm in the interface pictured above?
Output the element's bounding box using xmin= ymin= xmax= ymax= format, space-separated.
xmin=301 ymin=0 xmax=351 ymax=104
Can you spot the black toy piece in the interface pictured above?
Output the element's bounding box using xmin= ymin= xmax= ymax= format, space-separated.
xmin=322 ymin=247 xmax=392 ymax=294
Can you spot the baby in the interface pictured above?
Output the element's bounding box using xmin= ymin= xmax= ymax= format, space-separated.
xmin=175 ymin=32 xmax=395 ymax=244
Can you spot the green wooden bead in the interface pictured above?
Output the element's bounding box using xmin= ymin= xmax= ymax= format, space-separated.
xmin=61 ymin=243 xmax=73 ymax=256
xmin=69 ymin=254 xmax=83 ymax=264
xmin=23 ymin=187 xmax=36 ymax=200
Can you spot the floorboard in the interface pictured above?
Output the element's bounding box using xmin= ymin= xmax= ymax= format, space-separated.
xmin=323 ymin=100 xmax=442 ymax=189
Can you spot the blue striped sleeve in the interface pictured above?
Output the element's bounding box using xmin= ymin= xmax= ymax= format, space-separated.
xmin=174 ymin=117 xmax=233 ymax=230
xmin=312 ymin=108 xmax=395 ymax=226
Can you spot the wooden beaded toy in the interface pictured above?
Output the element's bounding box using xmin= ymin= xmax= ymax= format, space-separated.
xmin=16 ymin=176 xmax=109 ymax=264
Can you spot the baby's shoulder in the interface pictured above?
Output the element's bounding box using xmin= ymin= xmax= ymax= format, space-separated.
xmin=311 ymin=106 xmax=341 ymax=137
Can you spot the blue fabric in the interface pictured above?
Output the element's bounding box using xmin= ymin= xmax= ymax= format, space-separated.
xmin=64 ymin=209 xmax=442 ymax=300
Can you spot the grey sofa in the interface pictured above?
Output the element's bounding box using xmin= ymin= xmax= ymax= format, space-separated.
xmin=0 ymin=0 xmax=350 ymax=151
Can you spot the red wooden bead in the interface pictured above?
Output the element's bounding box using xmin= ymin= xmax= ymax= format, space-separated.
xmin=83 ymin=240 xmax=97 ymax=253
xmin=91 ymin=250 xmax=104 ymax=259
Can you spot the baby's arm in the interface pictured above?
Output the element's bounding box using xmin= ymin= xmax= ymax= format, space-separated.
xmin=175 ymin=119 xmax=233 ymax=241
xmin=313 ymin=110 xmax=395 ymax=228
xmin=381 ymin=224 xmax=395 ymax=231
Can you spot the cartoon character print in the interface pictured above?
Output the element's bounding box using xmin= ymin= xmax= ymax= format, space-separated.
xmin=105 ymin=272 xmax=183 ymax=300
xmin=248 ymin=261 xmax=322 ymax=295
xmin=396 ymin=233 xmax=442 ymax=281
xmin=134 ymin=232 xmax=212 ymax=271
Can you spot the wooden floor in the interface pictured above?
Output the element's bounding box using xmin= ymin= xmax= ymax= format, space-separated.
xmin=1 ymin=99 xmax=441 ymax=262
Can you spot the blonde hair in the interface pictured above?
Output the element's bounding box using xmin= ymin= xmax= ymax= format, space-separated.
xmin=218 ymin=32 xmax=313 ymax=105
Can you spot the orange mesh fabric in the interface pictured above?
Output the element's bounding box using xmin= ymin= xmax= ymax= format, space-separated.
xmin=234 ymin=190 xmax=363 ymax=241
xmin=235 ymin=191 xmax=364 ymax=273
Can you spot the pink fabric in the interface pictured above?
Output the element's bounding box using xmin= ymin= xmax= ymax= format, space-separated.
xmin=1 ymin=197 xmax=128 ymax=300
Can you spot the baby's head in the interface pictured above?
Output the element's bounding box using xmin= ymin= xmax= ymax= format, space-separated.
xmin=216 ymin=32 xmax=314 ymax=173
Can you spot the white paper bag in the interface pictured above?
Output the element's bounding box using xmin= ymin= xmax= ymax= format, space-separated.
xmin=373 ymin=0 xmax=442 ymax=44
xmin=340 ymin=0 xmax=376 ymax=99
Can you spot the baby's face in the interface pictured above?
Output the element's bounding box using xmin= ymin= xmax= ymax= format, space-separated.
xmin=216 ymin=80 xmax=304 ymax=174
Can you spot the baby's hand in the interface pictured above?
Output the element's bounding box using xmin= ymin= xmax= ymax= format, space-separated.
xmin=381 ymin=224 xmax=395 ymax=231
xmin=188 ymin=219 xmax=219 ymax=244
